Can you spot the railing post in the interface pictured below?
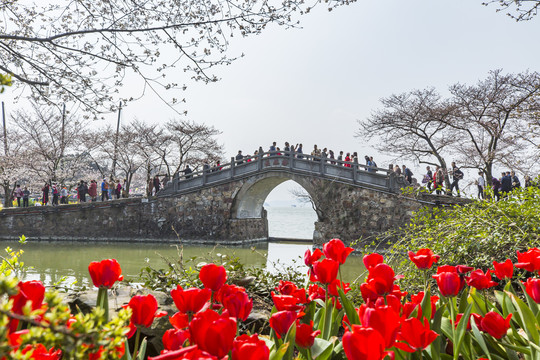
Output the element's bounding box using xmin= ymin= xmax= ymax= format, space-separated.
xmin=258 ymin=152 xmax=263 ymax=171
xmin=289 ymin=151 xmax=293 ymax=171
xmin=173 ymin=172 xmax=179 ymax=192
xmin=353 ymin=158 xmax=358 ymax=183
xmin=320 ymin=156 xmax=325 ymax=175
xmin=230 ymin=157 xmax=235 ymax=179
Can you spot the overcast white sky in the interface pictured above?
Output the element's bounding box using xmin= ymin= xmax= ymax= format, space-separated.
xmin=4 ymin=0 xmax=540 ymax=202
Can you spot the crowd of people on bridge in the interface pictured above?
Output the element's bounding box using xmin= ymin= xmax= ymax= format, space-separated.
xmin=228 ymin=141 xmax=380 ymax=172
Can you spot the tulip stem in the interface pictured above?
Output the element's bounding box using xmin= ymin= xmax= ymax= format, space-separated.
xmin=96 ymin=287 xmax=109 ymax=321
xmin=133 ymin=328 xmax=141 ymax=358
xmin=482 ymin=289 xmax=488 ymax=313
xmin=448 ymin=297 xmax=458 ymax=360
xmin=423 ymin=269 xmax=428 ymax=293
xmin=307 ymin=348 xmax=313 ymax=360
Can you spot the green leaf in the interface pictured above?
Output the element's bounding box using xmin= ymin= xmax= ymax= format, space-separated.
xmin=311 ymin=338 xmax=334 ymax=360
xmin=269 ymin=343 xmax=289 ymax=360
xmin=510 ymin=293 xmax=540 ymax=345
xmin=283 ymin=320 xmax=296 ymax=360
xmin=337 ymin=287 xmax=359 ymax=326
xmin=136 ymin=338 xmax=147 ymax=360
xmin=454 ymin=303 xmax=472 ymax=355
xmin=420 ymin=287 xmax=432 ymax=320
xmin=470 ymin=317 xmax=491 ymax=360
xmin=120 ymin=338 xmax=132 ymax=360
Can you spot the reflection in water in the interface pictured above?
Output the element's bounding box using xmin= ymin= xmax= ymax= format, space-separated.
xmin=2 ymin=240 xmax=367 ymax=287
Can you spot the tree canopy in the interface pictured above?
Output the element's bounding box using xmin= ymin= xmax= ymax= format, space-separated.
xmin=484 ymin=0 xmax=540 ymax=21
xmin=0 ymin=0 xmax=355 ymax=116
xmin=358 ymin=70 xmax=540 ymax=184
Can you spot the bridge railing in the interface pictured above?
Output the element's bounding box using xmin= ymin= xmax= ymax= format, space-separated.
xmin=160 ymin=151 xmax=400 ymax=195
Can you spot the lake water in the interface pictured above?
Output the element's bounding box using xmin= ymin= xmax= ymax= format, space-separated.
xmin=0 ymin=207 xmax=367 ymax=287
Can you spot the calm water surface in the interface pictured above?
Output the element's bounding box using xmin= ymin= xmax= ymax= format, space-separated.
xmin=1 ymin=207 xmax=367 ymax=287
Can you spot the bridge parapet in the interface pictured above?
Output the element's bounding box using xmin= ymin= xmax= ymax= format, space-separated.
xmin=161 ymin=152 xmax=408 ymax=196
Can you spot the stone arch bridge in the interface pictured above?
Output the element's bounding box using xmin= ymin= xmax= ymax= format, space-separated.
xmin=0 ymin=152 xmax=443 ymax=248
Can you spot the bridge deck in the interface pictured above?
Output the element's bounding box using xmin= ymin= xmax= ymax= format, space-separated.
xmin=160 ymin=152 xmax=407 ymax=196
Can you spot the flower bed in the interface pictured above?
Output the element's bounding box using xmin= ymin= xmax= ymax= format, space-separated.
xmin=2 ymin=239 xmax=540 ymax=359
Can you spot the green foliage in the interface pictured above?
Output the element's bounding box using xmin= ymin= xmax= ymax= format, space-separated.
xmin=0 ymin=73 xmax=12 ymax=93
xmin=390 ymin=185 xmax=540 ymax=289
xmin=0 ymin=244 xmax=130 ymax=359
xmin=139 ymin=245 xmax=305 ymax=304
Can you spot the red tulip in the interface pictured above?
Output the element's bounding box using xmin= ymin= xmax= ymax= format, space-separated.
xmin=493 ymin=259 xmax=514 ymax=280
xmin=88 ymin=259 xmax=123 ymax=289
xmin=223 ymin=289 xmax=253 ymax=321
xmin=149 ymin=345 xmax=217 ymax=360
xmin=323 ymin=238 xmax=354 ymax=264
xmin=342 ymin=325 xmax=388 ymax=360
xmin=312 ymin=258 xmax=339 ymax=284
xmin=524 ymin=278 xmax=540 ymax=303
xmin=272 ymin=292 xmax=302 ymax=312
xmin=328 ymin=279 xmax=351 ymax=297
xmin=433 ymin=271 xmax=462 ymax=297
xmin=360 ymin=305 xmax=400 ymax=348
xmin=275 ymin=281 xmax=307 ymax=304
xmin=171 ymin=285 xmax=211 ymax=314
xmin=232 ymin=334 xmax=270 ymax=360
xmin=296 ymin=321 xmax=321 ymax=348
xmin=408 ymin=249 xmax=440 ymax=269
xmin=10 ymin=280 xmax=45 ymax=314
xmin=481 ymin=311 xmax=511 ymax=339
xmin=362 ymin=253 xmax=384 ymax=270
xmin=125 ymin=294 xmax=167 ymax=328
xmin=308 ymin=284 xmax=326 ymax=302
xmin=189 ymin=309 xmax=237 ymax=358
xmin=162 ymin=328 xmax=190 ymax=351
xmin=304 ymin=248 xmax=323 ymax=267
xmin=365 ymin=263 xmax=396 ymax=296
xmin=215 ymin=284 xmax=245 ymax=304
xmin=199 ymin=264 xmax=227 ymax=291
xmin=19 ymin=344 xmax=62 ymax=359
xmin=466 ymin=269 xmax=498 ymax=290
xmin=269 ymin=310 xmax=297 ymax=339
xmin=169 ymin=312 xmax=189 ymax=329
xmin=515 ymin=248 xmax=540 ymax=272
xmin=395 ymin=317 xmax=438 ymax=352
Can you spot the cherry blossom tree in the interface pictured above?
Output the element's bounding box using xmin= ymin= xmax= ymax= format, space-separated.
xmin=1 ymin=0 xmax=356 ymax=115
xmin=484 ymin=0 xmax=540 ymax=21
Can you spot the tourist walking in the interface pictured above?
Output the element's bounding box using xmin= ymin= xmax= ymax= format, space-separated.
xmin=402 ymin=165 xmax=413 ymax=184
xmin=477 ymin=171 xmax=485 ymax=199
xmin=77 ymin=181 xmax=87 ymax=202
xmin=52 ymin=184 xmax=59 ymax=205
xmin=434 ymin=166 xmax=444 ymax=195
xmin=60 ymin=186 xmax=68 ymax=204
xmin=13 ymin=184 xmax=23 ymax=207
xmin=448 ymin=162 xmax=463 ymax=197
xmin=492 ymin=176 xmax=501 ymax=201
xmin=153 ymin=175 xmax=161 ymax=195
xmin=42 ymin=182 xmax=50 ymax=205
xmin=101 ymin=179 xmax=108 ymax=201
xmin=108 ymin=178 xmax=115 ymax=199
xmin=423 ymin=166 xmax=433 ymax=192
xmin=501 ymin=171 xmax=512 ymax=196
xmin=269 ymin=142 xmax=277 ymax=156
xmin=511 ymin=171 xmax=521 ymax=190
xmin=116 ymin=181 xmax=122 ymax=199
xmin=284 ymin=142 xmax=290 ymax=156
xmin=22 ymin=187 xmax=30 ymax=207
xmin=88 ymin=180 xmax=97 ymax=202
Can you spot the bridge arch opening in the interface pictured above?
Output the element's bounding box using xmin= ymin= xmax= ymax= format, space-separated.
xmin=231 ymin=176 xmax=318 ymax=240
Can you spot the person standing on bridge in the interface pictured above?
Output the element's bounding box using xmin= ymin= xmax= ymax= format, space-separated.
xmin=284 ymin=142 xmax=290 ymax=156
xmin=296 ymin=144 xmax=303 ymax=159
xmin=184 ymin=165 xmax=193 ymax=178
xmin=269 ymin=142 xmax=277 ymax=156
xmin=60 ymin=185 xmax=68 ymax=204
xmin=236 ymin=150 xmax=244 ymax=164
